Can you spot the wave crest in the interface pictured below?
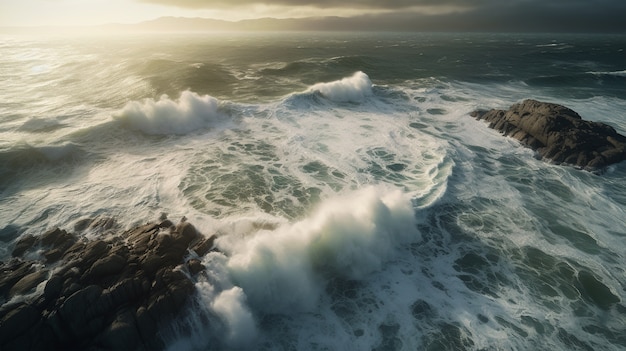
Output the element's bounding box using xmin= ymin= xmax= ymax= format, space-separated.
xmin=219 ymin=185 xmax=419 ymax=314
xmin=113 ymin=91 xmax=225 ymax=135
xmin=306 ymin=71 xmax=373 ymax=103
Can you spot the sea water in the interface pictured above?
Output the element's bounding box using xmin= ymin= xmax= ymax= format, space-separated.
xmin=0 ymin=32 xmax=625 ymax=350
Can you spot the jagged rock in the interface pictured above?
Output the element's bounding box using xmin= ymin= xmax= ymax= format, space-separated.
xmin=11 ymin=228 xmax=77 ymax=264
xmin=0 ymin=217 xmax=213 ymax=351
xmin=73 ymin=216 xmax=118 ymax=234
xmin=12 ymin=235 xmax=37 ymax=257
xmin=191 ymin=234 xmax=217 ymax=257
xmin=41 ymin=228 xmax=69 ymax=247
xmin=0 ymin=303 xmax=40 ymax=344
xmin=0 ymin=260 xmax=36 ymax=300
xmin=8 ymin=270 xmax=48 ymax=298
xmin=43 ymin=275 xmax=63 ymax=302
xmin=470 ymin=99 xmax=626 ymax=171
xmin=187 ymin=259 xmax=204 ymax=275
xmin=85 ymin=254 xmax=126 ymax=279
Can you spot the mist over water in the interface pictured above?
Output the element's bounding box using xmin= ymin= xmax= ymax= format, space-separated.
xmin=1 ymin=32 xmax=625 ymax=350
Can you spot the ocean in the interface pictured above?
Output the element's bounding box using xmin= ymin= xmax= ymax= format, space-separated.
xmin=1 ymin=32 xmax=625 ymax=350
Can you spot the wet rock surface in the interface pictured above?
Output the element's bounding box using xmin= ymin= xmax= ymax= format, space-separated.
xmin=0 ymin=216 xmax=217 ymax=350
xmin=470 ymin=99 xmax=626 ymax=171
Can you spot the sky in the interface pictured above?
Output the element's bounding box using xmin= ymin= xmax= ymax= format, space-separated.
xmin=1 ymin=0 xmax=625 ymax=32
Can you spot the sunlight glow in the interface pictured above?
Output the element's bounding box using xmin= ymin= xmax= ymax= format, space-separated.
xmin=0 ymin=0 xmax=469 ymax=28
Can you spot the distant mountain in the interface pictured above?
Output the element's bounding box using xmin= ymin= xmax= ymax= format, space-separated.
xmin=125 ymin=16 xmax=369 ymax=32
xmin=2 ymin=10 xmax=625 ymax=35
xmin=117 ymin=14 xmax=477 ymax=33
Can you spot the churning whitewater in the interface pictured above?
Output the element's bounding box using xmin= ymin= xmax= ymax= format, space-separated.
xmin=0 ymin=33 xmax=625 ymax=350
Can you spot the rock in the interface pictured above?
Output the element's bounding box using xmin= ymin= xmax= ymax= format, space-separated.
xmin=187 ymin=259 xmax=204 ymax=275
xmin=89 ymin=216 xmax=118 ymax=231
xmin=8 ymin=270 xmax=48 ymax=298
xmin=0 ymin=303 xmax=40 ymax=344
xmin=40 ymin=228 xmax=67 ymax=247
xmin=159 ymin=219 xmax=174 ymax=229
xmin=43 ymin=275 xmax=63 ymax=302
xmin=0 ymin=218 xmax=214 ymax=351
xmin=12 ymin=235 xmax=37 ymax=257
xmin=43 ymin=249 xmax=64 ymax=264
xmin=0 ymin=260 xmax=36 ymax=300
xmin=73 ymin=218 xmax=93 ymax=232
xmin=191 ymin=234 xmax=217 ymax=257
xmin=176 ymin=221 xmax=199 ymax=248
xmin=85 ymin=254 xmax=126 ymax=279
xmin=58 ymin=285 xmax=105 ymax=338
xmin=97 ymin=309 xmax=141 ymax=350
xmin=470 ymin=99 xmax=626 ymax=171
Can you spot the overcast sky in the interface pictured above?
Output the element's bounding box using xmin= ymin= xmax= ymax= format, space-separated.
xmin=1 ymin=0 xmax=625 ymax=32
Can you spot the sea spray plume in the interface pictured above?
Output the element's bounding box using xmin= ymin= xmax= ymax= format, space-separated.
xmin=114 ymin=91 xmax=224 ymax=135
xmin=307 ymin=71 xmax=373 ymax=103
xmin=220 ymin=186 xmax=419 ymax=314
xmin=210 ymin=287 xmax=258 ymax=348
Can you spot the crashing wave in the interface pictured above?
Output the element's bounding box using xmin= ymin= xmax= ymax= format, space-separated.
xmin=114 ymin=91 xmax=226 ymax=135
xmin=306 ymin=71 xmax=373 ymax=103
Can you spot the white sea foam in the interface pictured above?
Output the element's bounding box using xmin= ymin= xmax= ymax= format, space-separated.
xmin=210 ymin=287 xmax=258 ymax=348
xmin=113 ymin=91 xmax=226 ymax=135
xmin=588 ymin=69 xmax=626 ymax=77
xmin=211 ymin=186 xmax=418 ymax=315
xmin=307 ymin=71 xmax=373 ymax=103
xmin=4 ymin=35 xmax=626 ymax=351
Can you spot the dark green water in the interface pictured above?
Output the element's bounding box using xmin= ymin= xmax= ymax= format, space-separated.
xmin=0 ymin=32 xmax=625 ymax=350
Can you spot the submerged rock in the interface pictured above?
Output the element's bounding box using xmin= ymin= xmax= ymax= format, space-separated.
xmin=470 ymin=99 xmax=626 ymax=171
xmin=0 ymin=216 xmax=217 ymax=351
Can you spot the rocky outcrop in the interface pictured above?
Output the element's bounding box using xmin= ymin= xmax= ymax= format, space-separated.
xmin=470 ymin=99 xmax=626 ymax=171
xmin=0 ymin=216 xmax=217 ymax=351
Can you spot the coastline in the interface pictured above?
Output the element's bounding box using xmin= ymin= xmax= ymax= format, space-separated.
xmin=1 ymin=216 xmax=215 ymax=350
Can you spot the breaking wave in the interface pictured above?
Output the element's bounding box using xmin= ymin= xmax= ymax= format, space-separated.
xmin=113 ymin=91 xmax=227 ymax=135
xmin=306 ymin=71 xmax=373 ymax=103
xmin=177 ymin=186 xmax=420 ymax=349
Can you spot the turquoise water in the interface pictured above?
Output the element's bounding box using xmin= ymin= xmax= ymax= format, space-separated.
xmin=1 ymin=32 xmax=625 ymax=350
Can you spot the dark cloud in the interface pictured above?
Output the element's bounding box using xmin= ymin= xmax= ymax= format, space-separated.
xmin=461 ymin=0 xmax=626 ymax=32
xmin=137 ymin=0 xmax=626 ymax=32
xmin=139 ymin=0 xmax=487 ymax=10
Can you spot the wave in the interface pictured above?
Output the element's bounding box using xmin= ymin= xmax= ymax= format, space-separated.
xmin=223 ymin=186 xmax=418 ymax=309
xmin=526 ymin=71 xmax=626 ymax=87
xmin=305 ymin=71 xmax=373 ymax=103
xmin=0 ymin=143 xmax=84 ymax=189
xmin=113 ymin=91 xmax=228 ymax=135
xmin=187 ymin=186 xmax=419 ymax=348
xmin=0 ymin=142 xmax=83 ymax=169
xmin=524 ymin=71 xmax=626 ymax=98
xmin=17 ymin=117 xmax=65 ymax=133
xmin=588 ymin=69 xmax=626 ymax=77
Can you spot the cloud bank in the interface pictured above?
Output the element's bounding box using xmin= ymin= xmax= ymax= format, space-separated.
xmin=139 ymin=0 xmax=483 ymax=10
xmin=136 ymin=0 xmax=626 ymax=32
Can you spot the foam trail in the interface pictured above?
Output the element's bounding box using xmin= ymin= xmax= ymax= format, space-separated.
xmin=113 ymin=91 xmax=225 ymax=135
xmin=589 ymin=69 xmax=626 ymax=77
xmin=307 ymin=71 xmax=373 ymax=103
xmin=217 ymin=185 xmax=419 ymax=314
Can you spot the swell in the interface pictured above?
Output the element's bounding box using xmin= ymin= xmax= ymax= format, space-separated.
xmin=525 ymin=71 xmax=626 ymax=98
xmin=132 ymin=59 xmax=238 ymax=99
xmin=0 ymin=143 xmax=84 ymax=184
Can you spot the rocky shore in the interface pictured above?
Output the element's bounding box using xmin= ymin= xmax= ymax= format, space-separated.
xmin=470 ymin=99 xmax=626 ymax=171
xmin=0 ymin=216 xmax=216 ymax=350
